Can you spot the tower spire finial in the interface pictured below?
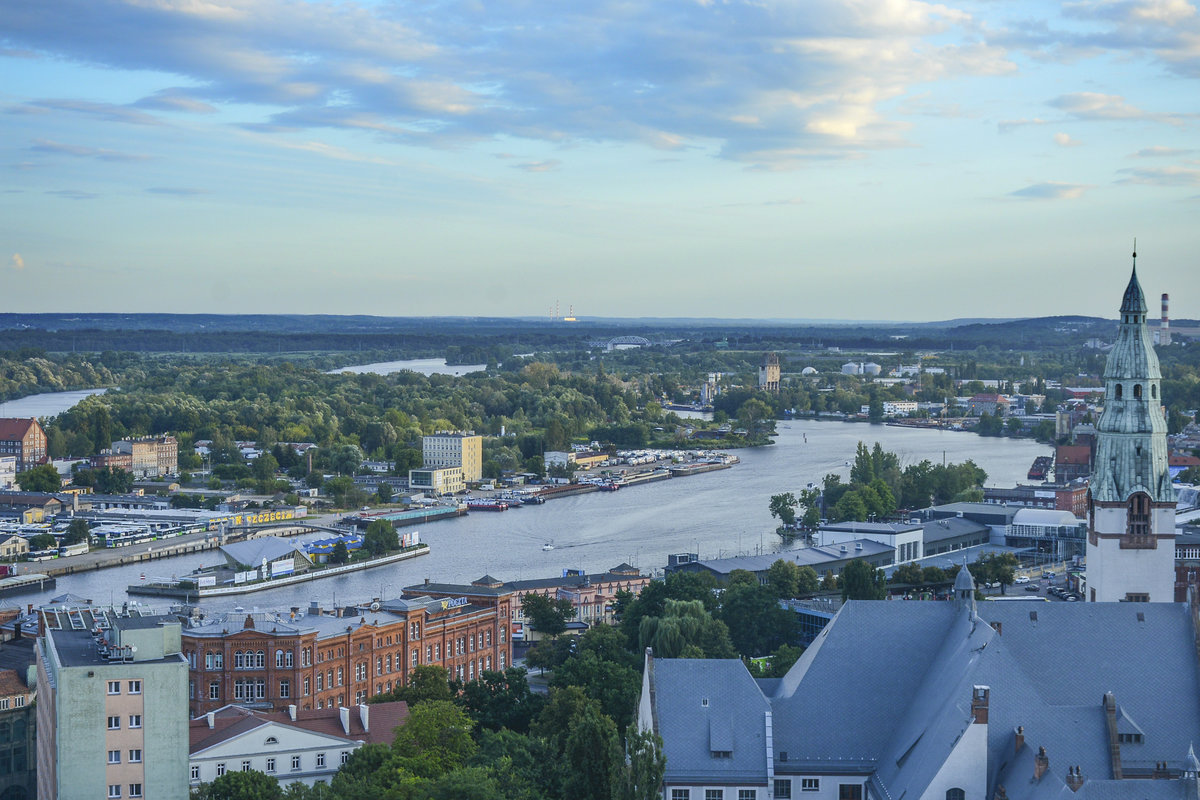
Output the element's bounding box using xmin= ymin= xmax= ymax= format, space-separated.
xmin=1133 ymin=237 xmax=1137 ymax=268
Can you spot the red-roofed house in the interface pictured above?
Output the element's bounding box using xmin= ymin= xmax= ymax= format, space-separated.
xmin=0 ymin=418 xmax=47 ymax=472
xmin=189 ymin=700 xmax=408 ymax=788
xmin=1055 ymin=444 xmax=1093 ymax=483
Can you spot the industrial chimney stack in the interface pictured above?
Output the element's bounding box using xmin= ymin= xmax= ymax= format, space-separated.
xmin=1161 ymin=293 xmax=1171 ymax=346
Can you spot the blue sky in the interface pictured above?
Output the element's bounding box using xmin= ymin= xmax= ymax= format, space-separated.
xmin=2 ymin=0 xmax=1197 ymax=320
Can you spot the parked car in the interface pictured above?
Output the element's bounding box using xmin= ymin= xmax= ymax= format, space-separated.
xmin=1024 ymin=584 xmax=1041 ymax=592
xmin=1042 ymin=571 xmax=1057 ymax=578
xmin=1014 ymin=576 xmax=1031 ymax=584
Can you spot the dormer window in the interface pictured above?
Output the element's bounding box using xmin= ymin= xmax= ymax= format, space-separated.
xmin=264 ymin=736 xmax=278 ymax=745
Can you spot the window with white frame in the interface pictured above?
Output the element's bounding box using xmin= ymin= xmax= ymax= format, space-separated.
xmin=291 ymin=755 xmax=301 ymax=771
xmin=209 ymin=681 xmax=220 ymax=700
xmin=190 ymin=766 xmax=200 ymax=782
xmin=266 ymin=758 xmax=276 ymax=773
xmin=107 ymin=750 xmax=121 ymax=764
xmin=241 ymin=760 xmax=252 ymax=772
xmin=128 ymin=680 xmax=141 ymax=694
xmin=129 ymin=750 xmax=142 ymax=763
xmin=340 ymin=751 xmax=351 ymax=765
xmin=107 ymin=681 xmax=121 ymax=695
xmin=129 ymin=715 xmax=141 ymax=728
xmin=773 ymin=781 xmax=792 ymax=800
xmin=671 ymin=789 xmax=690 ymax=800
xmin=316 ymin=753 xmax=326 ymax=768
xmin=280 ymin=680 xmax=290 ymax=699
xmin=739 ymin=791 xmax=757 ymax=800
xmin=705 ymin=791 xmax=724 ymax=800
xmin=216 ymin=764 xmax=226 ymax=777
xmin=107 ymin=716 xmax=121 ymax=730
xmin=129 ymin=785 xmax=142 ymax=799
xmin=107 ymin=785 xmax=121 ymax=799
xmin=801 ymin=779 xmax=819 ymax=792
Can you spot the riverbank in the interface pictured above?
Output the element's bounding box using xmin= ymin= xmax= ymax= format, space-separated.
xmin=127 ymin=544 xmax=430 ymax=598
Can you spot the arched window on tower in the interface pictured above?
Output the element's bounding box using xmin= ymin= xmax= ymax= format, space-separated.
xmin=1124 ymin=492 xmax=1153 ymax=549
xmin=1134 ymin=384 xmax=1143 ymax=400
xmin=1116 ymin=384 xmax=1123 ymax=399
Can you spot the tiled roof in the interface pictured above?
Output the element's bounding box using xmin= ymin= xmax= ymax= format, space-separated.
xmin=0 ymin=419 xmax=37 ymax=441
xmin=0 ymin=668 xmax=28 ymax=697
xmin=190 ymin=701 xmax=409 ymax=752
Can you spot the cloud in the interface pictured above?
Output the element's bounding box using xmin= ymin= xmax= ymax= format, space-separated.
xmin=45 ymin=189 xmax=100 ymax=200
xmin=1132 ymin=146 xmax=1195 ymax=157
xmin=146 ymin=187 xmax=209 ymax=196
xmin=134 ymin=90 xmax=218 ymax=114
xmin=1010 ymin=182 xmax=1089 ymax=199
xmin=998 ymin=118 xmax=1048 ymax=133
xmin=30 ymin=139 xmax=149 ymax=162
xmin=1117 ymin=165 xmax=1200 ymax=186
xmin=26 ymin=99 xmax=163 ymax=126
xmin=1054 ymin=132 xmax=1081 ymax=147
xmin=512 ymin=159 xmax=561 ymax=173
xmin=0 ymin=0 xmax=1019 ymax=165
xmin=10 ymin=253 xmax=24 ymax=270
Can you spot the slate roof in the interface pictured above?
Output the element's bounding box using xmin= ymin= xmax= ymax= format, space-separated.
xmin=648 ymin=599 xmax=1200 ymax=798
xmin=650 ymin=658 xmax=770 ymax=784
xmin=923 ymin=516 xmax=990 ymax=542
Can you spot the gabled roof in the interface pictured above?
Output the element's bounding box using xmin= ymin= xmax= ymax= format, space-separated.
xmin=0 ymin=419 xmax=38 ymax=441
xmin=219 ymin=537 xmax=310 ymax=568
xmin=190 ymin=701 xmax=409 ymax=754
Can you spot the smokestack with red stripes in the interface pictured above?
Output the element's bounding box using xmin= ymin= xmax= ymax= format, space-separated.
xmin=1160 ymin=293 xmax=1171 ymax=346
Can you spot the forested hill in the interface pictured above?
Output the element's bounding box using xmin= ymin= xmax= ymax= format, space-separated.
xmin=0 ymin=313 xmax=1120 ymax=354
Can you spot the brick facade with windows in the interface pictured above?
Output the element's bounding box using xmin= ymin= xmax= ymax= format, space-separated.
xmin=182 ymin=590 xmax=513 ymax=717
xmin=0 ymin=418 xmax=48 ymax=473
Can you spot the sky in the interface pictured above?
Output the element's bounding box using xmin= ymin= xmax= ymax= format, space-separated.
xmin=1 ymin=0 xmax=1198 ymax=321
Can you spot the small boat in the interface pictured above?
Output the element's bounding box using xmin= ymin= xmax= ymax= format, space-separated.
xmin=466 ymin=499 xmax=508 ymax=511
xmin=522 ymin=495 xmax=546 ymax=505
xmin=542 ymin=542 xmax=554 ymax=551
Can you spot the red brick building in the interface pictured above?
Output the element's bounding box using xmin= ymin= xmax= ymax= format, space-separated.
xmin=181 ymin=593 xmax=513 ymax=717
xmin=0 ymin=418 xmax=48 ymax=472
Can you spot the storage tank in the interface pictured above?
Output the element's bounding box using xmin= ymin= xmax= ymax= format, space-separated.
xmin=863 ymin=362 xmax=882 ymax=376
xmin=841 ymin=362 xmax=861 ymax=375
xmin=801 ymin=366 xmax=818 ymax=376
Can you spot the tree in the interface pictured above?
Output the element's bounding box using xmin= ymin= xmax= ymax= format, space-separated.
xmin=550 ymin=652 xmax=641 ymax=734
xmin=562 ymin=704 xmax=622 ymax=800
xmin=868 ymin=389 xmax=884 ymax=423
xmin=719 ymin=582 xmax=799 ymax=658
xmin=363 ymin=519 xmax=397 ymax=556
xmin=622 ymin=728 xmax=667 ymax=800
xmin=329 ymin=540 xmax=349 ymax=564
xmin=393 ymin=700 xmax=478 ymax=778
xmin=190 ymin=769 xmax=283 ymax=800
xmin=850 ymin=441 xmax=875 ymax=485
xmin=841 ymin=559 xmax=887 ymax=601
xmin=458 ymin=667 xmax=545 ymax=734
xmin=16 ymin=464 xmax=61 ymax=492
xmin=28 ymin=533 xmax=56 ymax=552
xmin=795 ymin=565 xmax=820 ymax=595
xmin=370 ymin=664 xmax=454 ymax=706
xmin=766 ymin=559 xmax=800 ymax=598
xmin=522 ymin=593 xmax=575 ymax=637
xmin=64 ymin=518 xmax=90 ymax=546
xmin=891 ymin=562 xmax=925 ymax=587
xmin=736 ymin=398 xmax=774 ymax=431
xmin=768 ymin=493 xmax=798 ymax=527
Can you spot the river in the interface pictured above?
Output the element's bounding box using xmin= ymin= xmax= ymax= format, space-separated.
xmin=327 ymin=358 xmax=487 ymax=377
xmin=23 ymin=420 xmax=1049 ymax=612
xmin=0 ymin=388 xmax=108 ymax=418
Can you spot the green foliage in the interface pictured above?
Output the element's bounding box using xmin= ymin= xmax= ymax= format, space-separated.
xmin=766 ymin=559 xmax=801 ymax=598
xmin=72 ymin=466 xmax=134 ymax=493
xmin=329 ymin=540 xmax=349 ymax=564
xmin=457 ymin=668 xmax=545 ymax=734
xmin=637 ymin=599 xmax=736 ymax=659
xmin=970 ymin=552 xmax=1019 ymax=589
xmin=27 ymin=533 xmax=56 ymax=552
xmin=521 ymin=593 xmax=575 ymax=637
xmin=364 ymin=519 xmax=398 ymax=556
xmin=370 ymin=664 xmax=454 ymax=706
xmin=64 ymin=518 xmax=91 ymax=545
xmin=550 ymin=652 xmax=641 ymax=734
xmin=562 ymin=704 xmax=622 ymax=800
xmin=891 ymin=562 xmax=926 ymax=586
xmin=622 ymin=728 xmax=667 ymax=800
xmin=393 ymin=700 xmax=477 ymax=777
xmin=16 ymin=463 xmax=62 ymax=492
xmin=768 ymin=492 xmax=797 ymax=526
xmin=841 ymin=559 xmax=887 ymax=601
xmin=719 ymin=581 xmax=800 ymax=657
xmin=190 ymin=770 xmax=283 ymax=800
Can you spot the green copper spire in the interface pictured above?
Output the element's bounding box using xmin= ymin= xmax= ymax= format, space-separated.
xmin=1120 ymin=243 xmax=1147 ymax=316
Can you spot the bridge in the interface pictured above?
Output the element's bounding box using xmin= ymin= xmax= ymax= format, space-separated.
xmin=600 ymin=335 xmax=652 ymax=351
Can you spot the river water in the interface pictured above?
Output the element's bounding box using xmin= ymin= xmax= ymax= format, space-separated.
xmin=24 ymin=421 xmax=1049 ymax=612
xmin=0 ymin=388 xmax=108 ymax=418
xmin=327 ymin=358 xmax=487 ymax=377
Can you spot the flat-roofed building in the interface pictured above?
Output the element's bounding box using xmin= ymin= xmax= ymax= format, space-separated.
xmin=0 ymin=457 xmax=15 ymax=491
xmin=422 ymin=432 xmax=482 ymax=483
xmin=407 ymin=467 xmax=464 ymax=496
xmin=36 ymin=608 xmax=190 ymax=800
xmin=112 ymin=436 xmax=177 ymax=479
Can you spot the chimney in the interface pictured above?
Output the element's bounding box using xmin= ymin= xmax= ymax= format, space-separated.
xmin=1161 ymin=293 xmax=1171 ymax=345
xmin=1066 ymin=766 xmax=1084 ymax=792
xmin=424 ymin=577 xmax=430 ymax=585
xmin=359 ymin=703 xmax=369 ymax=733
xmin=1034 ymin=746 xmax=1049 ymax=781
xmin=287 ymin=704 xmax=297 ymax=721
xmin=1153 ymin=761 xmax=1171 ymax=779
xmin=338 ymin=706 xmax=351 ymax=736
xmin=243 ymin=615 xmax=255 ymax=630
xmin=309 ymin=600 xmax=320 ymax=616
xmin=971 ymin=686 xmax=989 ymax=725
xmin=1014 ymin=726 xmax=1024 ymax=755
xmin=206 ymin=712 xmax=215 ymax=729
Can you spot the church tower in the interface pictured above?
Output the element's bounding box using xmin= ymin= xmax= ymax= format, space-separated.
xmin=1086 ymin=252 xmax=1177 ymax=602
